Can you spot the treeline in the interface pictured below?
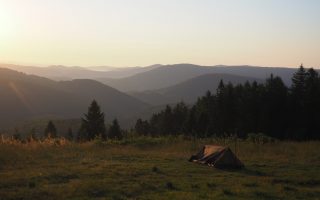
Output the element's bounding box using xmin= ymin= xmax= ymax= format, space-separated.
xmin=134 ymin=65 xmax=320 ymax=140
xmin=10 ymin=65 xmax=319 ymax=141
xmin=12 ymin=100 xmax=123 ymax=142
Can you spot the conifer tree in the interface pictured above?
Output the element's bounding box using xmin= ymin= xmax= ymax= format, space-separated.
xmin=108 ymin=119 xmax=122 ymax=140
xmin=79 ymin=100 xmax=106 ymax=141
xmin=134 ymin=119 xmax=150 ymax=135
xmin=163 ymin=105 xmax=174 ymax=135
xmin=44 ymin=121 xmax=57 ymax=138
xmin=172 ymin=102 xmax=189 ymax=134
xmin=291 ymin=64 xmax=307 ymax=97
xmin=217 ymin=80 xmax=225 ymax=96
xmin=305 ymin=68 xmax=320 ymax=139
xmin=290 ymin=65 xmax=308 ymax=139
xmin=262 ymin=74 xmax=288 ymax=138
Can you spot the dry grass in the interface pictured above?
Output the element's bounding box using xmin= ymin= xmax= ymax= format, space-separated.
xmin=0 ymin=134 xmax=70 ymax=147
xmin=0 ymin=136 xmax=319 ymax=199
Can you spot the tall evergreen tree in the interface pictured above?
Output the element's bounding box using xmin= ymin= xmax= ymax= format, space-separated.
xmin=79 ymin=100 xmax=106 ymax=141
xmin=262 ymin=74 xmax=288 ymax=138
xmin=172 ymin=102 xmax=189 ymax=134
xmin=183 ymin=106 xmax=197 ymax=137
xmin=134 ymin=118 xmax=150 ymax=136
xmin=291 ymin=64 xmax=307 ymax=97
xmin=191 ymin=91 xmax=213 ymax=137
xmin=305 ymin=68 xmax=320 ymax=139
xmin=44 ymin=121 xmax=57 ymax=138
xmin=108 ymin=119 xmax=122 ymax=140
xmin=290 ymin=65 xmax=308 ymax=139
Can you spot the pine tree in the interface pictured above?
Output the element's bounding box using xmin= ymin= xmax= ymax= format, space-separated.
xmin=290 ymin=65 xmax=308 ymax=139
xmin=163 ymin=105 xmax=174 ymax=135
xmin=262 ymin=74 xmax=288 ymax=138
xmin=291 ymin=64 xmax=307 ymax=97
xmin=172 ymin=102 xmax=189 ymax=134
xmin=216 ymin=80 xmax=225 ymax=96
xmin=134 ymin=118 xmax=150 ymax=135
xmin=305 ymin=68 xmax=320 ymax=139
xmin=44 ymin=121 xmax=57 ymax=138
xmin=108 ymin=119 xmax=122 ymax=140
xmin=183 ymin=106 xmax=197 ymax=137
xmin=79 ymin=100 xmax=106 ymax=141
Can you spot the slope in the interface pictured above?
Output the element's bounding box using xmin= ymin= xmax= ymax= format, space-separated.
xmin=130 ymin=73 xmax=260 ymax=105
xmin=98 ymin=64 xmax=218 ymax=92
xmin=98 ymin=64 xmax=304 ymax=92
xmin=0 ymin=63 xmax=159 ymax=80
xmin=0 ymin=68 xmax=148 ymax=128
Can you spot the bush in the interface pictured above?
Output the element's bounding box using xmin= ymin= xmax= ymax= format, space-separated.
xmin=166 ymin=182 xmax=175 ymax=190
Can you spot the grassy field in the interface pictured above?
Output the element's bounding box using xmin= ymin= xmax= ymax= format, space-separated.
xmin=0 ymin=137 xmax=320 ymax=200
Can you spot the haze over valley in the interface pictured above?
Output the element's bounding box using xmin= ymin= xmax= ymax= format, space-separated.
xmin=1 ymin=63 xmax=317 ymax=132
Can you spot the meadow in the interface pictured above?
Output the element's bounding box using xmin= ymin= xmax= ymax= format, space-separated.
xmin=0 ymin=137 xmax=319 ymax=200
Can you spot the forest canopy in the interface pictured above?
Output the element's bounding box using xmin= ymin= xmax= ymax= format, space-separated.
xmin=135 ymin=65 xmax=320 ymax=140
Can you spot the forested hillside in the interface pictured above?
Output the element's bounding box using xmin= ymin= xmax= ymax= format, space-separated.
xmin=135 ymin=66 xmax=320 ymax=140
xmin=130 ymin=73 xmax=260 ymax=105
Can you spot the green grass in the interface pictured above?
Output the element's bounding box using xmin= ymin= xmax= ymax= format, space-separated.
xmin=0 ymin=138 xmax=320 ymax=199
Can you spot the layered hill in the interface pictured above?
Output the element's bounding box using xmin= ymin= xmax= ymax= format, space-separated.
xmin=3 ymin=63 xmax=308 ymax=93
xmin=0 ymin=64 xmax=160 ymax=80
xmin=98 ymin=64 xmax=303 ymax=92
xmin=98 ymin=64 xmax=219 ymax=92
xmin=0 ymin=68 xmax=148 ymax=128
xmin=130 ymin=73 xmax=261 ymax=105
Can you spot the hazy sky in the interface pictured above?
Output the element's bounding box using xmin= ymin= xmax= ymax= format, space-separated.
xmin=0 ymin=0 xmax=319 ymax=68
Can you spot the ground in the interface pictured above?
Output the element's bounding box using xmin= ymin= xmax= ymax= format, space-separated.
xmin=0 ymin=137 xmax=319 ymax=200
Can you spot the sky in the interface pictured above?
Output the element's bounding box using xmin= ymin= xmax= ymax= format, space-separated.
xmin=0 ymin=0 xmax=319 ymax=68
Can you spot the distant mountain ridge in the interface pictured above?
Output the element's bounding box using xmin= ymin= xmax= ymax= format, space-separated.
xmin=86 ymin=64 xmax=162 ymax=72
xmin=1 ymin=63 xmax=318 ymax=131
xmin=0 ymin=63 xmax=160 ymax=80
xmin=0 ymin=68 xmax=148 ymax=128
xmin=130 ymin=73 xmax=261 ymax=105
xmin=98 ymin=64 xmax=219 ymax=92
xmin=98 ymin=64 xmax=304 ymax=92
xmin=3 ymin=63 xmax=314 ymax=92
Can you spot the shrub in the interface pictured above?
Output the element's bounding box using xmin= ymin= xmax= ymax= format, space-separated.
xmin=166 ymin=182 xmax=175 ymax=190
xmin=152 ymin=166 xmax=159 ymax=173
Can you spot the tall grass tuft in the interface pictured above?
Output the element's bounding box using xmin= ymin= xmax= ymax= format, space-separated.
xmin=0 ymin=134 xmax=70 ymax=147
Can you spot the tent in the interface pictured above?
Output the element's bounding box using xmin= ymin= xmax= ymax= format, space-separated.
xmin=189 ymin=145 xmax=244 ymax=169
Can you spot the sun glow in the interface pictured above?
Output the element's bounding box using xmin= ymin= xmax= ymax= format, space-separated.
xmin=0 ymin=0 xmax=319 ymax=67
xmin=8 ymin=81 xmax=33 ymax=112
xmin=0 ymin=5 xmax=15 ymax=42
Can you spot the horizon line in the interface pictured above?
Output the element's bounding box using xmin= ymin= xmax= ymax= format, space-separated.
xmin=0 ymin=61 xmax=316 ymax=70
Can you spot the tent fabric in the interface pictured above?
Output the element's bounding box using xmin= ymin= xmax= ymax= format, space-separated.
xmin=189 ymin=145 xmax=244 ymax=169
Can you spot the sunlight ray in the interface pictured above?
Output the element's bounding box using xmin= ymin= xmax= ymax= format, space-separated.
xmin=8 ymin=81 xmax=33 ymax=112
